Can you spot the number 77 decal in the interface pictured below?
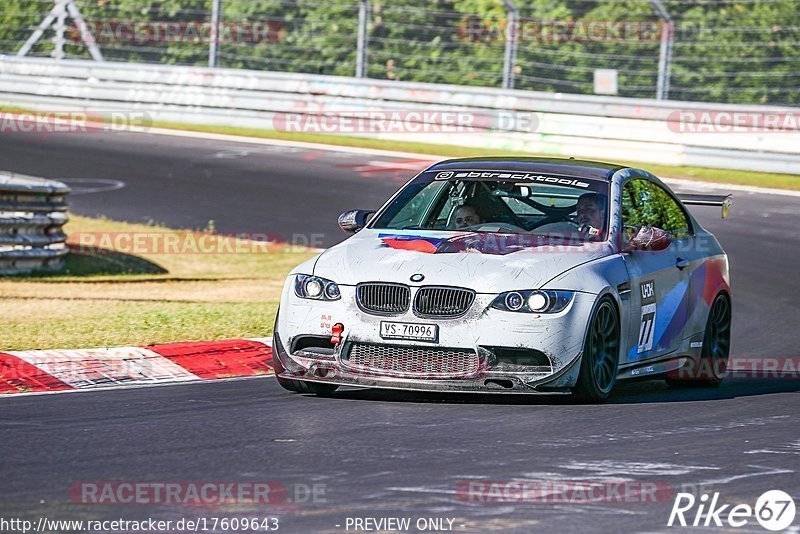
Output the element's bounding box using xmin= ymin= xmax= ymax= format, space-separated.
xmin=638 ymin=280 xmax=657 ymax=354
xmin=638 ymin=304 xmax=656 ymax=353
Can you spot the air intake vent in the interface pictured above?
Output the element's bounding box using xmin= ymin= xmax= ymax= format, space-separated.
xmin=343 ymin=342 xmax=480 ymax=378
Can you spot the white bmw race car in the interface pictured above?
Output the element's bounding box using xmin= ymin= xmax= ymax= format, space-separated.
xmin=273 ymin=157 xmax=732 ymax=401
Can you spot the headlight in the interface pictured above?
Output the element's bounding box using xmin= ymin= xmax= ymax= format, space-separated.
xmin=491 ymin=290 xmax=574 ymax=313
xmin=505 ymin=291 xmax=524 ymax=311
xmin=294 ymin=274 xmax=341 ymax=301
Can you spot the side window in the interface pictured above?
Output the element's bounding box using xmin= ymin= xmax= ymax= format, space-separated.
xmin=622 ymin=179 xmax=691 ymax=238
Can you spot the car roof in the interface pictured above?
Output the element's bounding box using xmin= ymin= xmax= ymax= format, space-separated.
xmin=426 ymin=157 xmax=627 ymax=181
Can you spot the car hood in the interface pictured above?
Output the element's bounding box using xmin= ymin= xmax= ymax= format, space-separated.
xmin=312 ymin=229 xmax=612 ymax=293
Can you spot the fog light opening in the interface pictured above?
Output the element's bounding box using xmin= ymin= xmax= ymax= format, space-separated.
xmin=312 ymin=367 xmax=334 ymax=378
xmin=484 ymin=379 xmax=515 ymax=390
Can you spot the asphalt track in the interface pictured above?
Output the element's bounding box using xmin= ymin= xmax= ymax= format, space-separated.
xmin=1 ymin=129 xmax=799 ymax=533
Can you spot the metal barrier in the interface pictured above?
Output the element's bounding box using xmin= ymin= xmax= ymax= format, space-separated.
xmin=0 ymin=56 xmax=798 ymax=174
xmin=0 ymin=172 xmax=70 ymax=275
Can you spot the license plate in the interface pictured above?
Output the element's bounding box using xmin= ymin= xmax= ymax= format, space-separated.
xmin=380 ymin=321 xmax=438 ymax=342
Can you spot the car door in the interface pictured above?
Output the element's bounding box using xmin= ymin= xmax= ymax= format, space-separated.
xmin=621 ymin=178 xmax=693 ymax=364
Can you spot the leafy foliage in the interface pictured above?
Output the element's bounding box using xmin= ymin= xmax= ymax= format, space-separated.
xmin=622 ymin=179 xmax=690 ymax=237
xmin=3 ymin=0 xmax=798 ymax=104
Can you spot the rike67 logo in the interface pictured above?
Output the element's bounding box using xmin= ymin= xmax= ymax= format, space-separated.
xmin=669 ymin=490 xmax=796 ymax=531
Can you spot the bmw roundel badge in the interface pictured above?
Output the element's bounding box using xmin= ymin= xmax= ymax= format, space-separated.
xmin=410 ymin=274 xmax=425 ymax=282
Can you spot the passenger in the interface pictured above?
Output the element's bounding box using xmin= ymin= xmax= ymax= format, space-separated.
xmin=576 ymin=193 xmax=607 ymax=235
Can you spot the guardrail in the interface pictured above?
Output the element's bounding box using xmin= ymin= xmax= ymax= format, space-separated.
xmin=0 ymin=56 xmax=798 ymax=174
xmin=0 ymin=172 xmax=70 ymax=275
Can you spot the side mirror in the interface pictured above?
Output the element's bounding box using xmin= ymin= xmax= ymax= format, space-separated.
xmin=338 ymin=210 xmax=375 ymax=233
xmin=625 ymin=226 xmax=671 ymax=252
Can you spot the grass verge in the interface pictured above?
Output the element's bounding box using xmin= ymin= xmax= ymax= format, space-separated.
xmin=0 ymin=215 xmax=317 ymax=351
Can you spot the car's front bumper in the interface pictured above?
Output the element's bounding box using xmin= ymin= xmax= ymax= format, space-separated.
xmin=274 ymin=284 xmax=598 ymax=394
xmin=273 ymin=330 xmax=583 ymax=394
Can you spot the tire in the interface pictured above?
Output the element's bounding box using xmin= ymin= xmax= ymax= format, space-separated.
xmin=272 ymin=313 xmax=339 ymax=396
xmin=667 ymin=293 xmax=731 ymax=387
xmin=573 ymin=296 xmax=621 ymax=403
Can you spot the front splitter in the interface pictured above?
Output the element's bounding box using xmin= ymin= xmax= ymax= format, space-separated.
xmin=277 ymin=359 xmax=580 ymax=395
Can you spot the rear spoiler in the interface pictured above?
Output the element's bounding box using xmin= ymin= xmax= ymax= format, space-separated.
xmin=676 ymin=193 xmax=732 ymax=218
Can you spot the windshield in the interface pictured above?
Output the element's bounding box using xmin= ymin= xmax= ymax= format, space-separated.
xmin=371 ymin=175 xmax=610 ymax=241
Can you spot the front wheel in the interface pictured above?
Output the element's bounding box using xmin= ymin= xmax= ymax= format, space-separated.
xmin=573 ymin=296 xmax=620 ymax=403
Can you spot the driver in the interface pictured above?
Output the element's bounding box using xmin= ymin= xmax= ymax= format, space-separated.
xmin=576 ymin=193 xmax=607 ymax=236
xmin=453 ymin=204 xmax=483 ymax=229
